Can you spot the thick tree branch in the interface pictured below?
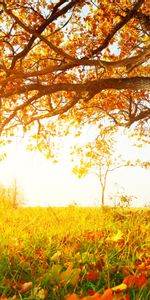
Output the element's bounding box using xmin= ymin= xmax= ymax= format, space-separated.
xmin=0 ymin=45 xmax=149 ymax=88
xmin=0 ymin=0 xmax=149 ymax=139
xmin=1 ymin=77 xmax=149 ymax=134
xmin=127 ymin=108 xmax=150 ymax=126
xmin=1 ymin=77 xmax=150 ymax=100
xmin=134 ymin=11 xmax=150 ymax=31
xmin=0 ymin=77 xmax=150 ymax=101
xmin=0 ymin=93 xmax=80 ymax=134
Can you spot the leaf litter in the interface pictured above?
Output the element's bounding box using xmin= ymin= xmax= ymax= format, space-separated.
xmin=0 ymin=207 xmax=150 ymax=299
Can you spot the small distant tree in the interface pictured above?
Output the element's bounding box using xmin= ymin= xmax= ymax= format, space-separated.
xmin=72 ymin=126 xmax=130 ymax=207
xmin=11 ymin=178 xmax=18 ymax=208
xmin=0 ymin=179 xmax=25 ymax=209
xmin=11 ymin=178 xmax=25 ymax=208
xmin=72 ymin=126 xmax=149 ymax=207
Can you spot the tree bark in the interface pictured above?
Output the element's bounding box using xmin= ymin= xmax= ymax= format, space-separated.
xmin=101 ymin=187 xmax=105 ymax=207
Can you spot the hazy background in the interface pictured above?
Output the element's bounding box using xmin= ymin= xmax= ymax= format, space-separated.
xmin=0 ymin=130 xmax=150 ymax=207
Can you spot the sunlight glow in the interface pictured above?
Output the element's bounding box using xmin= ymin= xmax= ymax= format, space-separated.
xmin=0 ymin=133 xmax=150 ymax=207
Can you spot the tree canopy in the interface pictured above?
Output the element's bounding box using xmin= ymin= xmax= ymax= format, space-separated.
xmin=0 ymin=0 xmax=149 ymax=146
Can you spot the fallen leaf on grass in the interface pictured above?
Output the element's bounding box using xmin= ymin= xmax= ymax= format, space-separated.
xmin=82 ymin=292 xmax=102 ymax=299
xmin=48 ymin=264 xmax=62 ymax=285
xmin=87 ymin=290 xmax=95 ymax=296
xmin=1 ymin=295 xmax=19 ymax=300
xmin=66 ymin=293 xmax=79 ymax=300
xmin=51 ymin=251 xmax=62 ymax=261
xmin=80 ymin=289 xmax=113 ymax=300
xmin=134 ymin=259 xmax=150 ymax=271
xmin=65 ymin=291 xmax=107 ymax=300
xmin=33 ymin=286 xmax=48 ymax=299
xmin=122 ymin=267 xmax=130 ymax=277
xmin=123 ymin=274 xmax=147 ymax=289
xmin=99 ymin=289 xmax=113 ymax=300
xmin=118 ymin=295 xmax=130 ymax=300
xmin=60 ymin=265 xmax=81 ymax=286
xmin=18 ymin=281 xmax=33 ymax=293
xmin=37 ymin=289 xmax=47 ymax=299
xmin=109 ymin=230 xmax=124 ymax=243
xmin=86 ymin=271 xmax=100 ymax=282
xmin=65 ymin=288 xmax=130 ymax=300
xmin=0 ymin=295 xmax=8 ymax=300
xmin=112 ymin=283 xmax=127 ymax=292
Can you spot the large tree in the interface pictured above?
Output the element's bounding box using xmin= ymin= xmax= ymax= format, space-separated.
xmin=0 ymin=0 xmax=149 ymax=146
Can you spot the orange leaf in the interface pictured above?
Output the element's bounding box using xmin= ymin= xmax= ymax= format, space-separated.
xmin=1 ymin=295 xmax=8 ymax=300
xmin=66 ymin=293 xmax=79 ymax=300
xmin=100 ymin=289 xmax=113 ymax=300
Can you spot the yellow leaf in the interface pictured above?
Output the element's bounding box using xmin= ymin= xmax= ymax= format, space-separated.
xmin=110 ymin=230 xmax=123 ymax=242
xmin=49 ymin=264 xmax=62 ymax=285
xmin=112 ymin=283 xmax=127 ymax=292
xmin=19 ymin=282 xmax=33 ymax=293
xmin=53 ymin=159 xmax=58 ymax=164
xmin=70 ymin=269 xmax=80 ymax=286
xmin=37 ymin=288 xmax=47 ymax=299
xmin=51 ymin=251 xmax=61 ymax=261
xmin=60 ymin=266 xmax=80 ymax=286
xmin=33 ymin=286 xmax=48 ymax=299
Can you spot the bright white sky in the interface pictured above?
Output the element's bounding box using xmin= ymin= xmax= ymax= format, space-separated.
xmin=0 ymin=128 xmax=150 ymax=207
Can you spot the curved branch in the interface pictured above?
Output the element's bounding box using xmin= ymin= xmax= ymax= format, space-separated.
xmin=0 ymin=92 xmax=42 ymax=135
xmin=0 ymin=93 xmax=80 ymax=134
xmin=1 ymin=77 xmax=150 ymax=100
xmin=0 ymin=45 xmax=149 ymax=88
xmin=1 ymin=77 xmax=149 ymax=134
xmin=128 ymin=108 xmax=150 ymax=126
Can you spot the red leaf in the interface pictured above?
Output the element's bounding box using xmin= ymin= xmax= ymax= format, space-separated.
xmin=87 ymin=290 xmax=95 ymax=296
xmin=86 ymin=271 xmax=99 ymax=282
xmin=123 ymin=274 xmax=147 ymax=289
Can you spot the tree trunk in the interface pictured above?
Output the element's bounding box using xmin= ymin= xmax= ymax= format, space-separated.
xmin=101 ymin=186 xmax=105 ymax=207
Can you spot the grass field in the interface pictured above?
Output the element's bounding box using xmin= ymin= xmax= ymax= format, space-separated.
xmin=0 ymin=205 xmax=150 ymax=299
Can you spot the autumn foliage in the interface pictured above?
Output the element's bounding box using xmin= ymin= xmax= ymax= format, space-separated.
xmin=0 ymin=0 xmax=149 ymax=147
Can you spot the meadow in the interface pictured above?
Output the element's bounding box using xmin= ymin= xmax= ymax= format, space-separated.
xmin=0 ymin=205 xmax=150 ymax=300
